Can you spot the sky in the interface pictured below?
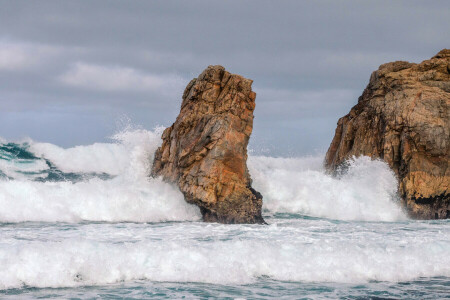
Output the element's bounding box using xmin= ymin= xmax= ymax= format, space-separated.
xmin=0 ymin=1 xmax=449 ymax=156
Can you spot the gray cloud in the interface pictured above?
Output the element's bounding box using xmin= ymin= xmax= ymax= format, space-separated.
xmin=0 ymin=1 xmax=448 ymax=154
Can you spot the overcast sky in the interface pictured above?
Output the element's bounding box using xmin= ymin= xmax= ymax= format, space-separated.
xmin=0 ymin=1 xmax=448 ymax=155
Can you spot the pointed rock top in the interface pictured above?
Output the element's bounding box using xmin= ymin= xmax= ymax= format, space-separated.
xmin=152 ymin=65 xmax=264 ymax=224
xmin=433 ymin=49 xmax=450 ymax=59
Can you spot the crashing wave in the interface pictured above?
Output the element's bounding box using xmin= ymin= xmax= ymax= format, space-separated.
xmin=0 ymin=129 xmax=406 ymax=222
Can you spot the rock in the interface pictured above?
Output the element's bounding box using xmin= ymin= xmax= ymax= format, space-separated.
xmin=325 ymin=49 xmax=450 ymax=219
xmin=151 ymin=65 xmax=264 ymax=224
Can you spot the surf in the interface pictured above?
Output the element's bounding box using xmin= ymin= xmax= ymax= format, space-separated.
xmin=0 ymin=129 xmax=406 ymax=223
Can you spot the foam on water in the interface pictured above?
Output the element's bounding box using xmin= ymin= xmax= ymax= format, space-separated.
xmin=28 ymin=129 xmax=154 ymax=175
xmin=0 ymin=129 xmax=448 ymax=295
xmin=0 ymin=129 xmax=406 ymax=223
xmin=249 ymin=156 xmax=407 ymax=221
xmin=0 ymin=220 xmax=449 ymax=290
xmin=0 ymin=129 xmax=200 ymax=223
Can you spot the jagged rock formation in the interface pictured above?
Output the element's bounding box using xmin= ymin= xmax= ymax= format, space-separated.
xmin=151 ymin=65 xmax=264 ymax=224
xmin=325 ymin=49 xmax=450 ymax=219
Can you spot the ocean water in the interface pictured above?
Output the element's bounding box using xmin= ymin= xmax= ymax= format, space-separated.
xmin=0 ymin=129 xmax=448 ymax=299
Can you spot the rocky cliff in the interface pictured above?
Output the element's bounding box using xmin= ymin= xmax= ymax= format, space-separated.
xmin=151 ymin=65 xmax=264 ymax=224
xmin=325 ymin=49 xmax=450 ymax=219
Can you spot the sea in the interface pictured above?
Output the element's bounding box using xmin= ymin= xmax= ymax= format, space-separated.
xmin=0 ymin=129 xmax=448 ymax=299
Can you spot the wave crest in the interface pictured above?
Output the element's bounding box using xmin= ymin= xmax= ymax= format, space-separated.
xmin=0 ymin=130 xmax=405 ymax=222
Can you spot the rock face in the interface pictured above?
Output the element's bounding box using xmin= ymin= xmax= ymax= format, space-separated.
xmin=325 ymin=49 xmax=450 ymax=219
xmin=151 ymin=65 xmax=264 ymax=224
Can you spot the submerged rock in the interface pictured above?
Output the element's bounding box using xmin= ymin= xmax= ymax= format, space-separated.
xmin=325 ymin=49 xmax=450 ymax=219
xmin=151 ymin=65 xmax=264 ymax=224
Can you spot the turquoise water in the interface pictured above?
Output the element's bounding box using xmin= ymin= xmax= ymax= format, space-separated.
xmin=0 ymin=131 xmax=448 ymax=299
xmin=2 ymin=275 xmax=450 ymax=299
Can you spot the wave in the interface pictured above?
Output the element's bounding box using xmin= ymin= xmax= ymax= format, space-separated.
xmin=0 ymin=129 xmax=200 ymax=223
xmin=0 ymin=129 xmax=406 ymax=222
xmin=250 ymin=155 xmax=406 ymax=221
xmin=0 ymin=128 xmax=445 ymax=291
xmin=1 ymin=223 xmax=448 ymax=289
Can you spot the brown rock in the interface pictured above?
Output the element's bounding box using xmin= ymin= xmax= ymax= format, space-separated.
xmin=325 ymin=49 xmax=450 ymax=219
xmin=151 ymin=65 xmax=264 ymax=224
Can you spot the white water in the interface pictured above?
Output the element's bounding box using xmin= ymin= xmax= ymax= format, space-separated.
xmin=0 ymin=129 xmax=448 ymax=294
xmin=0 ymin=129 xmax=200 ymax=223
xmin=250 ymin=155 xmax=406 ymax=221
xmin=0 ymin=129 xmax=406 ymax=223
xmin=1 ymin=220 xmax=449 ymax=290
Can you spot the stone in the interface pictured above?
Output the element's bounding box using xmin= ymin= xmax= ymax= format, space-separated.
xmin=151 ymin=65 xmax=264 ymax=224
xmin=325 ymin=49 xmax=450 ymax=219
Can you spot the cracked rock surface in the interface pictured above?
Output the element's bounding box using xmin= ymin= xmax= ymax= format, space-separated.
xmin=152 ymin=65 xmax=264 ymax=224
xmin=325 ymin=49 xmax=450 ymax=219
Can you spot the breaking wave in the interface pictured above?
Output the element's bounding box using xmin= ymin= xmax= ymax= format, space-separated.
xmin=0 ymin=129 xmax=200 ymax=223
xmin=250 ymin=155 xmax=406 ymax=221
xmin=0 ymin=129 xmax=406 ymax=223
xmin=0 ymin=128 xmax=448 ymax=292
xmin=1 ymin=229 xmax=449 ymax=289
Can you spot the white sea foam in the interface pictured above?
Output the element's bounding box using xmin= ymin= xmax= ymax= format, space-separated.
xmin=0 ymin=129 xmax=406 ymax=222
xmin=249 ymin=155 xmax=407 ymax=221
xmin=0 ymin=129 xmax=200 ymax=222
xmin=0 ymin=129 xmax=447 ymax=291
xmin=29 ymin=128 xmax=164 ymax=175
xmin=0 ymin=220 xmax=449 ymax=289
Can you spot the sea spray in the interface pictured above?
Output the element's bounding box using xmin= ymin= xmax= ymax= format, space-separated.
xmin=0 ymin=129 xmax=448 ymax=294
xmin=0 ymin=129 xmax=201 ymax=223
xmin=0 ymin=220 xmax=449 ymax=289
xmin=0 ymin=129 xmax=406 ymax=222
xmin=249 ymin=156 xmax=407 ymax=221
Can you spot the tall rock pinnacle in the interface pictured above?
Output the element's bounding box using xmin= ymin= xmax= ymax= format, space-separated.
xmin=151 ymin=65 xmax=264 ymax=224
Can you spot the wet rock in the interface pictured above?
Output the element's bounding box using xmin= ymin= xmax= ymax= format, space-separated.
xmin=151 ymin=65 xmax=264 ymax=224
xmin=325 ymin=49 xmax=450 ymax=219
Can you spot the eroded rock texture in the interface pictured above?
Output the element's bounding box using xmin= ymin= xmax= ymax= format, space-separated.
xmin=151 ymin=65 xmax=264 ymax=224
xmin=325 ymin=49 xmax=450 ymax=219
